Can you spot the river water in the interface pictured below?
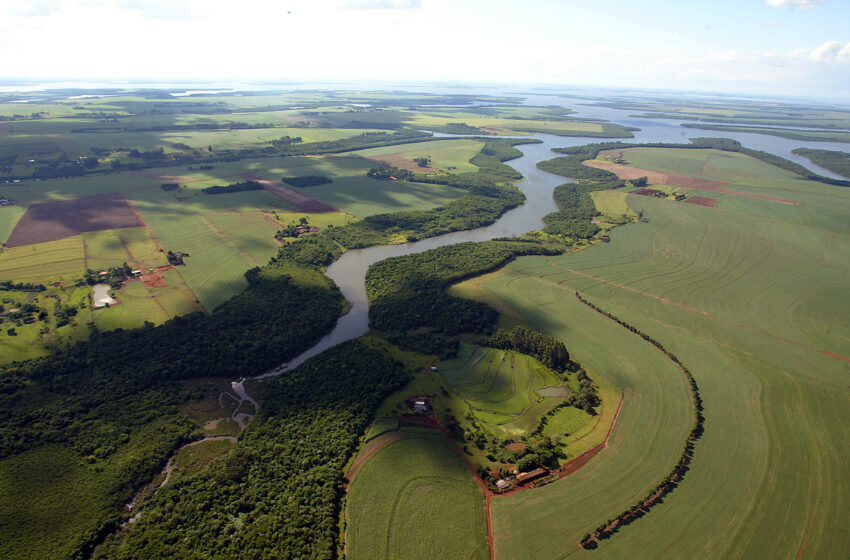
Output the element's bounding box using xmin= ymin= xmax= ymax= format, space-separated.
xmin=254 ymin=94 xmax=848 ymax=379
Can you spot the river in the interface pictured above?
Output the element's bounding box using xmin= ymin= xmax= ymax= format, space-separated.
xmin=253 ymin=94 xmax=847 ymax=380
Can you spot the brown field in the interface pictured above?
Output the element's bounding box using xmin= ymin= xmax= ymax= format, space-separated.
xmin=5 ymin=192 xmax=144 ymax=248
xmin=583 ymin=160 xmax=800 ymax=205
xmin=684 ymin=196 xmax=717 ymax=207
xmin=240 ymin=172 xmax=338 ymax=212
xmin=0 ymin=122 xmax=10 ymax=135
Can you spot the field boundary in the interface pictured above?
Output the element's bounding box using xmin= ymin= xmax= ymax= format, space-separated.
xmin=573 ymin=292 xmax=705 ymax=549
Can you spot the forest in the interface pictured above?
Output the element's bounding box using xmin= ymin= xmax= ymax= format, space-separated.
xmin=791 ymin=147 xmax=850 ymax=180
xmin=93 ymin=339 xmax=411 ymax=559
xmin=366 ymin=239 xmax=564 ymax=334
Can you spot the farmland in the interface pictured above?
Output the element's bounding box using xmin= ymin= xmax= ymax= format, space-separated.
xmin=438 ymin=344 xmax=569 ymax=438
xmin=466 ymin=148 xmax=850 ymax=558
xmin=346 ymin=428 xmax=489 ymax=560
xmin=351 ymin=138 xmax=485 ymax=173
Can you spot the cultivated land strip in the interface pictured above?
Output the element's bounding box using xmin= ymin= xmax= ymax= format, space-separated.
xmin=547 ymin=263 xmax=850 ymax=364
xmin=239 ymin=172 xmax=338 ymax=212
xmin=583 ymin=160 xmax=800 ymax=205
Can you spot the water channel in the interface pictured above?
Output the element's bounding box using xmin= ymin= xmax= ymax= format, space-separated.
xmin=252 ymin=96 xmax=848 ymax=381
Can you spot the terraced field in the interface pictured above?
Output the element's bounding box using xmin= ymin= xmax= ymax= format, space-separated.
xmin=439 ymin=345 xmax=567 ymax=437
xmin=470 ymin=150 xmax=850 ymax=558
xmin=346 ymin=428 xmax=489 ymax=560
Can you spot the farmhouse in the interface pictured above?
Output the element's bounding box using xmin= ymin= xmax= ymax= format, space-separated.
xmin=516 ymin=468 xmax=547 ymax=484
xmin=0 ymin=197 xmax=17 ymax=207
xmin=496 ymin=479 xmax=509 ymax=491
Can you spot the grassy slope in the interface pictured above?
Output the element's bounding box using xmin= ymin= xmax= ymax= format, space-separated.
xmin=438 ymin=345 xmax=566 ymax=438
xmin=482 ymin=150 xmax=849 ymax=558
xmin=346 ymin=428 xmax=489 ymax=560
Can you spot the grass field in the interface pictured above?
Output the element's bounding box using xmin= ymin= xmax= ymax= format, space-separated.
xmin=407 ymin=110 xmax=609 ymax=136
xmin=438 ymin=344 xmax=568 ymax=438
xmin=473 ymin=149 xmax=850 ymax=558
xmin=346 ymin=427 xmax=489 ymax=560
xmin=351 ymin=138 xmax=484 ymax=173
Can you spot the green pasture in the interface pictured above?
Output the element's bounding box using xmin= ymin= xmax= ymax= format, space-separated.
xmin=350 ymin=138 xmax=484 ymax=173
xmin=477 ymin=155 xmax=849 ymax=557
xmin=438 ymin=344 xmax=567 ymax=438
xmin=92 ymin=272 xmax=202 ymax=331
xmin=589 ymin=189 xmax=635 ymax=217
xmin=346 ymin=428 xmax=489 ymax=560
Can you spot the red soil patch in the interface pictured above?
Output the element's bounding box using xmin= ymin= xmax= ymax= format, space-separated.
xmin=156 ymin=264 xmax=175 ymax=272
xmin=585 ymin=160 xmax=800 ymax=205
xmin=5 ymin=192 xmax=144 ymax=248
xmin=141 ymin=272 xmax=168 ymax=289
xmin=684 ymin=196 xmax=717 ymax=207
xmin=240 ymin=173 xmax=338 ymax=213
xmin=344 ymin=430 xmax=404 ymax=490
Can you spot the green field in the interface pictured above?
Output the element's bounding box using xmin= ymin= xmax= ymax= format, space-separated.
xmin=473 ymin=149 xmax=850 ymax=558
xmin=346 ymin=428 xmax=489 ymax=560
xmin=0 ymin=236 xmax=85 ymax=282
xmin=351 ymin=138 xmax=485 ymax=173
xmin=438 ymin=344 xmax=568 ymax=438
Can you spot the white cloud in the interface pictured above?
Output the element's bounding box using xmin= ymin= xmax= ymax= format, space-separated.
xmin=341 ymin=0 xmax=420 ymax=9
xmin=808 ymin=40 xmax=850 ymax=62
xmin=765 ymin=0 xmax=824 ymax=8
xmin=5 ymin=0 xmax=64 ymax=17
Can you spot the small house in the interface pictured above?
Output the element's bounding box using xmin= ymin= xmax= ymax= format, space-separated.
xmin=496 ymin=479 xmax=509 ymax=491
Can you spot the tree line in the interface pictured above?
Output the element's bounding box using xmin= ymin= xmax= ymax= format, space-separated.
xmin=574 ymin=292 xmax=704 ymax=549
xmin=201 ymin=180 xmax=263 ymax=194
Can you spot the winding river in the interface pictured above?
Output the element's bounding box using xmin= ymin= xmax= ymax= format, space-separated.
xmin=251 ymin=98 xmax=847 ymax=381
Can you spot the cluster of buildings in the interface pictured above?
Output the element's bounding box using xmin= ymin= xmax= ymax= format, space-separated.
xmin=0 ymin=197 xmax=17 ymax=207
xmin=495 ymin=467 xmax=548 ymax=493
xmin=408 ymin=395 xmax=434 ymax=414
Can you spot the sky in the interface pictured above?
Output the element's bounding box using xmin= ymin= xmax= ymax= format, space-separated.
xmin=2 ymin=0 xmax=849 ymax=99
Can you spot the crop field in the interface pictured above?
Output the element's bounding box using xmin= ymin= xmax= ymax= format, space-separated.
xmin=438 ymin=344 xmax=568 ymax=438
xmin=200 ymin=212 xmax=281 ymax=266
xmin=351 ymin=138 xmax=484 ymax=173
xmin=346 ymin=427 xmax=489 ymax=560
xmin=0 ymin=236 xmax=85 ymax=281
xmin=133 ymin=211 xmax=259 ymax=311
xmin=406 ymin=110 xmax=609 ymax=136
xmin=82 ymin=227 xmax=167 ymax=271
xmin=472 ymin=151 xmax=850 ymax=558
